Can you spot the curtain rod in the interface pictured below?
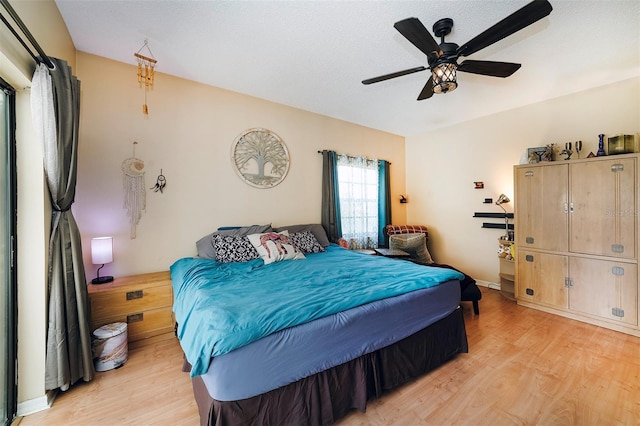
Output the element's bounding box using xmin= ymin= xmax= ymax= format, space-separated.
xmin=0 ymin=0 xmax=54 ymax=69
xmin=317 ymin=150 xmax=390 ymax=165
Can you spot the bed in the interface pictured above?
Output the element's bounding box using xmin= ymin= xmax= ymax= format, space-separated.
xmin=171 ymin=224 xmax=469 ymax=425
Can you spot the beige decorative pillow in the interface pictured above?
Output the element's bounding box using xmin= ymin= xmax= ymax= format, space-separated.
xmin=247 ymin=231 xmax=305 ymax=265
xmin=389 ymin=233 xmax=433 ymax=264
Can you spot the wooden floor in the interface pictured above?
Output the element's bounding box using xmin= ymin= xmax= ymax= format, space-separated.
xmin=17 ymin=287 xmax=640 ymax=426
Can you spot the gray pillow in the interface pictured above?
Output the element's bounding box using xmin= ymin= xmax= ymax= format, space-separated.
xmin=389 ymin=233 xmax=434 ymax=264
xmin=196 ymin=224 xmax=272 ymax=259
xmin=273 ymin=224 xmax=330 ymax=247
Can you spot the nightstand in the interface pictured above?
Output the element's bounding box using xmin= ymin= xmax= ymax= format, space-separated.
xmin=87 ymin=271 xmax=175 ymax=349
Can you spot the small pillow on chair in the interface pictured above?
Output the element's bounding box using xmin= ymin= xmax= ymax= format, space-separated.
xmin=389 ymin=233 xmax=434 ymax=264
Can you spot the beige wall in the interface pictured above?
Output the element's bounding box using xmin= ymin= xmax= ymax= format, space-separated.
xmin=73 ymin=52 xmax=406 ymax=278
xmin=405 ymin=77 xmax=640 ymax=284
xmin=1 ymin=0 xmax=77 ymax=412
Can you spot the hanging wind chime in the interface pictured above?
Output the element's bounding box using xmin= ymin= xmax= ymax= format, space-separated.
xmin=135 ymin=39 xmax=157 ymax=115
xmin=122 ymin=141 xmax=146 ymax=239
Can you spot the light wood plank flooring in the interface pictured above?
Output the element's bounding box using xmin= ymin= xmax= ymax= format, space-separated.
xmin=16 ymin=288 xmax=640 ymax=425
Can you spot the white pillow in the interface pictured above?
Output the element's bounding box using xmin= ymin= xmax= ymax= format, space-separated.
xmin=247 ymin=231 xmax=306 ymax=265
xmin=389 ymin=233 xmax=434 ymax=264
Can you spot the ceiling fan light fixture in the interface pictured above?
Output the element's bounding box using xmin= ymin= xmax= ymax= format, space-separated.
xmin=432 ymin=62 xmax=457 ymax=94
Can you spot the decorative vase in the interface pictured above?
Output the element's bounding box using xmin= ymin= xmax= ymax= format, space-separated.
xmin=596 ymin=134 xmax=606 ymax=156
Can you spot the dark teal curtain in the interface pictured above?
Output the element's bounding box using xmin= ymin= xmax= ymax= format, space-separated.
xmin=378 ymin=160 xmax=392 ymax=247
xmin=321 ymin=150 xmax=341 ymax=243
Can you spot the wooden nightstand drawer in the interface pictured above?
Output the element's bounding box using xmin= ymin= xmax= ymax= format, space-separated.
xmin=93 ymin=306 xmax=175 ymax=342
xmin=90 ymin=285 xmax=172 ymax=319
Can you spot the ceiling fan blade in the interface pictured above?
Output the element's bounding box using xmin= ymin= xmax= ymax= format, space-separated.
xmin=362 ymin=66 xmax=427 ymax=85
xmin=457 ymin=60 xmax=521 ymax=77
xmin=394 ymin=18 xmax=442 ymax=59
xmin=457 ymin=0 xmax=553 ymax=58
xmin=417 ymin=76 xmax=434 ymax=100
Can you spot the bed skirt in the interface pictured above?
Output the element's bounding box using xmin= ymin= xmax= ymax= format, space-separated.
xmin=186 ymin=306 xmax=468 ymax=426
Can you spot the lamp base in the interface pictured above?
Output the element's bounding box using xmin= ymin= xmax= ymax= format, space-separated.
xmin=91 ymin=276 xmax=114 ymax=284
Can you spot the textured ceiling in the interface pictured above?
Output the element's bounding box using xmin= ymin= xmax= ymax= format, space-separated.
xmin=54 ymin=0 xmax=640 ymax=136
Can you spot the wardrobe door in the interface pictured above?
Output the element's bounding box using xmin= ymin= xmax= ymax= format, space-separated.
xmin=570 ymin=158 xmax=636 ymax=259
xmin=517 ymin=250 xmax=568 ymax=309
xmin=569 ymin=257 xmax=637 ymax=326
xmin=515 ymin=164 xmax=569 ymax=252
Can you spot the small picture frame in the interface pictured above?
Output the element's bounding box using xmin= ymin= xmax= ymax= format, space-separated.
xmin=526 ymin=146 xmax=546 ymax=163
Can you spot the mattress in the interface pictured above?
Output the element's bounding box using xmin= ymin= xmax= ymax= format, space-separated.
xmin=201 ymin=277 xmax=461 ymax=401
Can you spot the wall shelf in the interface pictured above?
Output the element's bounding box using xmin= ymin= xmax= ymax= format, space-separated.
xmin=473 ymin=212 xmax=514 ymax=219
xmin=482 ymin=223 xmax=514 ymax=230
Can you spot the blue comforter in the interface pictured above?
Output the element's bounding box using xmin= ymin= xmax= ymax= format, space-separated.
xmin=171 ymin=245 xmax=463 ymax=377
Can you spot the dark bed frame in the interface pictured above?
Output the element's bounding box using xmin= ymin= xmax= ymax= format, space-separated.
xmin=184 ymin=306 xmax=468 ymax=426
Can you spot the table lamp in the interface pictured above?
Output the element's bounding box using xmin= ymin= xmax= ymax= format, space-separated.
xmin=91 ymin=237 xmax=114 ymax=284
xmin=495 ymin=194 xmax=511 ymax=240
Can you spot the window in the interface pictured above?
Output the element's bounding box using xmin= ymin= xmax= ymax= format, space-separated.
xmin=320 ymin=150 xmax=391 ymax=249
xmin=0 ymin=77 xmax=17 ymax=425
xmin=336 ymin=154 xmax=380 ymax=249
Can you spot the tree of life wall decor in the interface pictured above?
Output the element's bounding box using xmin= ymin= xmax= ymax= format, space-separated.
xmin=231 ymin=128 xmax=290 ymax=188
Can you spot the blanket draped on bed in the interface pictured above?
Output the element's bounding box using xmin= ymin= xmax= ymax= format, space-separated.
xmin=171 ymin=245 xmax=463 ymax=377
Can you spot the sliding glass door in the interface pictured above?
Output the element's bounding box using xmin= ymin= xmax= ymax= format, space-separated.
xmin=0 ymin=77 xmax=17 ymax=425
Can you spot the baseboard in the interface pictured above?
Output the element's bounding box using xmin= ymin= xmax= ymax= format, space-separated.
xmin=17 ymin=390 xmax=56 ymax=416
xmin=477 ymin=279 xmax=500 ymax=291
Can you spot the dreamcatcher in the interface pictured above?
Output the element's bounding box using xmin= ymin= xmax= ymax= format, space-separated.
xmin=122 ymin=141 xmax=146 ymax=239
xmin=150 ymin=169 xmax=166 ymax=193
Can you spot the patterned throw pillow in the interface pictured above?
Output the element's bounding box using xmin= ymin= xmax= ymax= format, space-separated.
xmin=247 ymin=231 xmax=305 ymax=265
xmin=212 ymin=234 xmax=260 ymax=263
xmin=289 ymin=231 xmax=325 ymax=254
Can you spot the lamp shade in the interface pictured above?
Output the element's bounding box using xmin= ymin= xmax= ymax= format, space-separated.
xmin=91 ymin=237 xmax=113 ymax=265
xmin=496 ymin=194 xmax=511 ymax=205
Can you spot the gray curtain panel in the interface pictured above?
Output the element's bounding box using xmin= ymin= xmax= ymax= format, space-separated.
xmin=320 ymin=150 xmax=341 ymax=243
xmin=42 ymin=58 xmax=94 ymax=390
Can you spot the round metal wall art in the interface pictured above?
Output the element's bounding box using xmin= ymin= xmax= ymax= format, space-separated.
xmin=231 ymin=128 xmax=290 ymax=189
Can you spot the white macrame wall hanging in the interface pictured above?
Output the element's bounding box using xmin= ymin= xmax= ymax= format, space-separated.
xmin=122 ymin=141 xmax=146 ymax=239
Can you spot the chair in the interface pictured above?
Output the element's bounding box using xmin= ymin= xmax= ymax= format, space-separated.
xmin=385 ymin=225 xmax=482 ymax=314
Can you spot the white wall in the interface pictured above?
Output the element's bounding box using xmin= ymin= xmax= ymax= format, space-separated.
xmin=406 ymin=77 xmax=640 ymax=283
xmin=73 ymin=52 xmax=407 ymax=278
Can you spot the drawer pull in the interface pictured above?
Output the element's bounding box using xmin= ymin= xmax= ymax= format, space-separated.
xmin=611 ymin=244 xmax=624 ymax=253
xmin=127 ymin=313 xmax=144 ymax=323
xmin=526 ymin=237 xmax=534 ymax=244
xmin=525 ymin=255 xmax=534 ymax=262
xmin=525 ymin=171 xmax=534 ymax=177
xmin=612 ymin=266 xmax=625 ymax=276
xmin=126 ymin=290 xmax=143 ymax=300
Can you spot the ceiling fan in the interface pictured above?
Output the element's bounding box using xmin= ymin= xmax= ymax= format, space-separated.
xmin=362 ymin=0 xmax=553 ymax=100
